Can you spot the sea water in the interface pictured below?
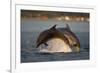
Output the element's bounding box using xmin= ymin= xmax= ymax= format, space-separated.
xmin=21 ymin=18 xmax=89 ymax=63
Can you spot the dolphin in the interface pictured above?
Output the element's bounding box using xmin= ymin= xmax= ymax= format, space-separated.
xmin=36 ymin=24 xmax=70 ymax=48
xmin=36 ymin=24 xmax=80 ymax=52
xmin=58 ymin=24 xmax=80 ymax=52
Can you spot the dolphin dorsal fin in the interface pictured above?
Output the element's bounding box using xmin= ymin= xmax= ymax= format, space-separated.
xmin=50 ymin=24 xmax=57 ymax=30
xmin=66 ymin=23 xmax=71 ymax=30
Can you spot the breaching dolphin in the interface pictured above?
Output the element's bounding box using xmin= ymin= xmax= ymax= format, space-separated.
xmin=36 ymin=24 xmax=80 ymax=52
xmin=36 ymin=25 xmax=70 ymax=48
xmin=58 ymin=24 xmax=80 ymax=52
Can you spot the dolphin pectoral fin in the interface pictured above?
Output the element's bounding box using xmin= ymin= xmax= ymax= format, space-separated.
xmin=44 ymin=43 xmax=48 ymax=46
xmin=36 ymin=43 xmax=48 ymax=48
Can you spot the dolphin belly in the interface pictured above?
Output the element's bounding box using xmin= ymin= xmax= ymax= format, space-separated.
xmin=38 ymin=38 xmax=72 ymax=53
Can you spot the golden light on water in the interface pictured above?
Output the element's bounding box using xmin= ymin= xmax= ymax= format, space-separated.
xmin=56 ymin=16 xmax=89 ymax=22
xmin=21 ymin=10 xmax=89 ymax=22
xmin=57 ymin=17 xmax=62 ymax=20
xmin=65 ymin=16 xmax=70 ymax=21
xmin=81 ymin=17 xmax=84 ymax=21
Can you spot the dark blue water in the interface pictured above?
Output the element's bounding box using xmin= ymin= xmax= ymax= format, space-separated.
xmin=21 ymin=19 xmax=89 ymax=63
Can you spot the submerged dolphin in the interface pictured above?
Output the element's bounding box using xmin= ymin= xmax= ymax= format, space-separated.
xmin=36 ymin=24 xmax=80 ymax=52
xmin=58 ymin=24 xmax=80 ymax=52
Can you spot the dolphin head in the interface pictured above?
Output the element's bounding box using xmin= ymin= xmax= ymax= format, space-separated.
xmin=64 ymin=23 xmax=80 ymax=52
